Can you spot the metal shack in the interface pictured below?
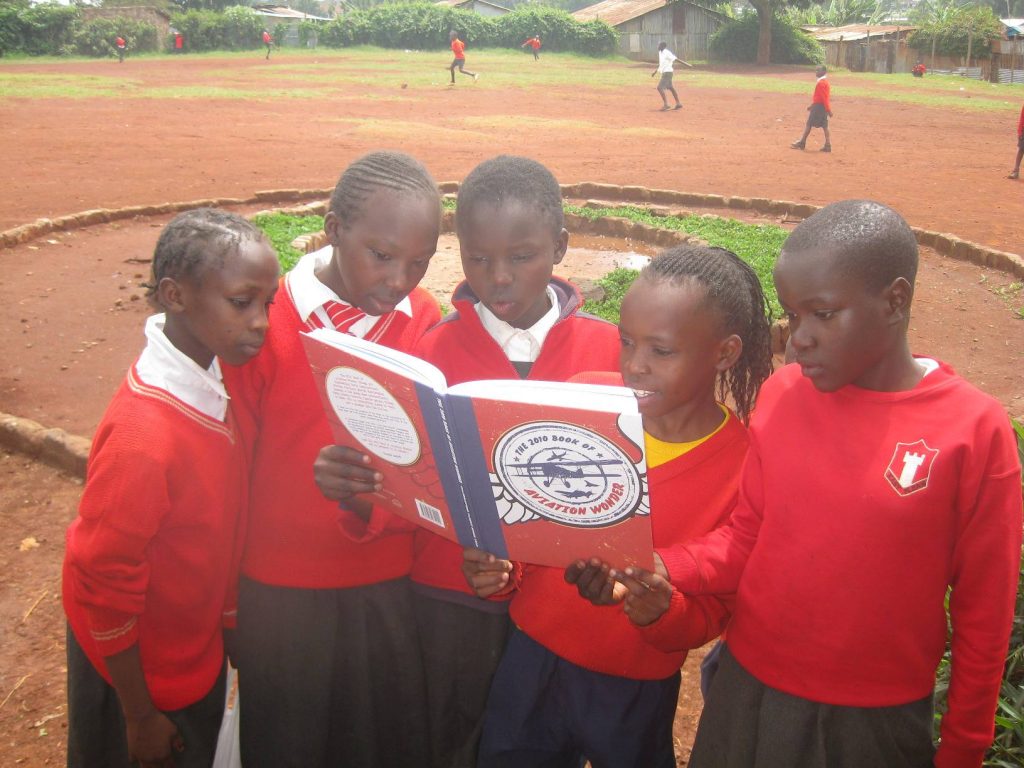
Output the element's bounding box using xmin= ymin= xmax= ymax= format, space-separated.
xmin=572 ymin=0 xmax=727 ymax=62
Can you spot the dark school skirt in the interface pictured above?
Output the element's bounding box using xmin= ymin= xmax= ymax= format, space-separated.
xmin=66 ymin=625 xmax=226 ymax=768
xmin=235 ymin=576 xmax=430 ymax=768
xmin=657 ymin=72 xmax=674 ymax=90
xmin=807 ymin=102 xmax=829 ymax=128
xmin=688 ymin=644 xmax=936 ymax=768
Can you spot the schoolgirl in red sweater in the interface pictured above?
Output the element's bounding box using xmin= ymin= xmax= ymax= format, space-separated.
xmin=465 ymin=245 xmax=775 ymax=767
xmin=623 ymin=201 xmax=1022 ymax=768
xmin=221 ymin=151 xmax=442 ymax=768
xmin=63 ymin=208 xmax=279 ymax=768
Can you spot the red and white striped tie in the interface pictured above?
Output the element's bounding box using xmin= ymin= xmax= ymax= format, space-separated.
xmin=321 ymin=300 xmax=366 ymax=334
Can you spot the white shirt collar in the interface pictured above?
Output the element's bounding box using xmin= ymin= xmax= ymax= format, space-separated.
xmin=817 ymin=74 xmax=828 ymax=82
xmin=134 ymin=313 xmax=229 ymax=421
xmin=287 ymin=246 xmax=413 ymax=337
xmin=475 ymin=285 xmax=560 ymax=363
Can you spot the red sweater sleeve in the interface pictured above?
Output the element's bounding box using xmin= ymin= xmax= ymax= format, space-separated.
xmin=638 ymin=590 xmax=732 ymax=653
xmin=660 ymin=441 xmax=765 ymax=595
xmin=935 ymin=428 xmax=1022 ymax=767
xmin=67 ymin=447 xmax=169 ymax=657
xmin=1017 ymin=105 xmax=1023 ymax=138
xmin=813 ymin=79 xmax=832 ymax=113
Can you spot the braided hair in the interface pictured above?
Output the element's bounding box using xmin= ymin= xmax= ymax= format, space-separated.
xmin=329 ymin=151 xmax=440 ymax=228
xmin=639 ymin=244 xmax=774 ymax=423
xmin=145 ymin=208 xmax=267 ymax=305
xmin=456 ymin=155 xmax=564 ymax=238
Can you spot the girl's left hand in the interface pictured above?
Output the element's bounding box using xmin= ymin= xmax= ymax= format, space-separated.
xmin=611 ymin=565 xmax=674 ymax=626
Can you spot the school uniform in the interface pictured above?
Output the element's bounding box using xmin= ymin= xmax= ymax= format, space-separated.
xmin=410 ymin=277 xmax=621 ymax=768
xmin=221 ymin=245 xmax=440 ymax=768
xmin=667 ymin=361 xmax=1023 ymax=768
xmin=479 ymin=402 xmax=747 ymax=768
xmin=63 ymin=313 xmax=239 ymax=768
xmin=806 ymin=74 xmax=831 ymax=128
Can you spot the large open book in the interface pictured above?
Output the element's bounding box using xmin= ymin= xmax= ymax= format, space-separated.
xmin=301 ymin=328 xmax=653 ymax=569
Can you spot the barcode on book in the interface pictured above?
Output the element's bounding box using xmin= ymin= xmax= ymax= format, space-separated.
xmin=416 ymin=499 xmax=445 ymax=529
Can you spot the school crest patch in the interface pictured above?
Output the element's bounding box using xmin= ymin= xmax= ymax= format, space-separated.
xmin=884 ymin=439 xmax=939 ymax=497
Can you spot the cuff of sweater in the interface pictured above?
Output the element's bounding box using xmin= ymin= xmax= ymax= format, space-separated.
xmin=337 ymin=502 xmax=391 ymax=542
xmin=934 ymin=740 xmax=986 ymax=768
xmin=637 ymin=590 xmax=690 ymax=651
xmin=656 ymin=545 xmax=702 ymax=594
xmin=88 ymin=613 xmax=140 ymax=657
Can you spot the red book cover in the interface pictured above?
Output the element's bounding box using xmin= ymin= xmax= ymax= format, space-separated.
xmin=302 ymin=328 xmax=653 ymax=570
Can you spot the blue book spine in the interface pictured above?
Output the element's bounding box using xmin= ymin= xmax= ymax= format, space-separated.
xmin=445 ymin=393 xmax=507 ymax=560
xmin=414 ymin=382 xmax=480 ymax=548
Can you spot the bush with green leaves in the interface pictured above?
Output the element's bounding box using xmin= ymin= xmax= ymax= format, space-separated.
xmin=318 ymin=2 xmax=614 ymax=56
xmin=72 ymin=17 xmax=159 ymax=58
xmin=0 ymin=0 xmax=79 ymax=56
xmin=169 ymin=5 xmax=263 ymax=52
xmin=709 ymin=12 xmax=824 ymax=65
xmin=907 ymin=6 xmax=1004 ymax=60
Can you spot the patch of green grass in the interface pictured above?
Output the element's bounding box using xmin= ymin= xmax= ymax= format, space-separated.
xmin=582 ymin=267 xmax=640 ymax=323
xmin=252 ymin=212 xmax=324 ymax=272
xmin=567 ymin=204 xmax=785 ymax=318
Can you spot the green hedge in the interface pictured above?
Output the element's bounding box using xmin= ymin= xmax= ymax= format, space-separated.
xmin=319 ymin=3 xmax=616 ymax=56
xmin=709 ymin=12 xmax=824 ymax=65
xmin=0 ymin=0 xmax=79 ymax=57
xmin=72 ymin=18 xmax=160 ymax=58
xmin=169 ymin=6 xmax=264 ymax=52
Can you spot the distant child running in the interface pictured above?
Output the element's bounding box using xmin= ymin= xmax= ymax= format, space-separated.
xmin=63 ymin=209 xmax=279 ymax=768
xmin=449 ymin=30 xmax=478 ymax=85
xmin=262 ymin=29 xmax=272 ymax=59
xmin=912 ymin=60 xmax=926 ymax=77
xmin=792 ymin=65 xmax=833 ymax=152
xmin=115 ymin=35 xmax=126 ymax=63
xmin=222 ymin=151 xmax=443 ymax=768
xmin=465 ymin=245 xmax=774 ymax=768
xmin=622 ymin=200 xmax=1022 ymax=767
xmin=1008 ymin=102 xmax=1023 ymax=179
xmin=652 ymin=41 xmax=689 ymax=111
xmin=521 ymin=35 xmax=542 ymax=60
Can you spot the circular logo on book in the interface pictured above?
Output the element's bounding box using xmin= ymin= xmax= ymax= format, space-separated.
xmin=494 ymin=422 xmax=643 ymax=528
xmin=325 ymin=366 xmax=421 ymax=466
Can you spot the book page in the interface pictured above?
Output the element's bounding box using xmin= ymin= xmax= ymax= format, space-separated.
xmin=304 ymin=327 xmax=447 ymax=390
xmin=448 ymin=379 xmax=638 ymax=414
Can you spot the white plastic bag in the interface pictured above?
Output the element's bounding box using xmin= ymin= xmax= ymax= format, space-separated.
xmin=212 ymin=664 xmax=241 ymax=768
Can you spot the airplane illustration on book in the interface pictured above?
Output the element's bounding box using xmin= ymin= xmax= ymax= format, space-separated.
xmin=505 ymin=457 xmax=627 ymax=489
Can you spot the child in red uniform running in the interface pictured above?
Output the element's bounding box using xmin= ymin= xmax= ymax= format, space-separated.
xmin=607 ymin=200 xmax=1022 ymax=768
xmin=63 ymin=209 xmax=279 ymax=768
xmin=464 ymin=245 xmax=774 ymax=768
xmin=791 ymin=64 xmax=833 ymax=152
xmin=262 ymin=29 xmax=272 ymax=59
xmin=315 ymin=155 xmax=621 ymax=768
xmin=449 ymin=30 xmax=478 ymax=85
xmin=222 ymin=151 xmax=442 ymax=768
xmin=1008 ymin=103 xmax=1023 ymax=179
xmin=521 ymin=35 xmax=541 ymax=60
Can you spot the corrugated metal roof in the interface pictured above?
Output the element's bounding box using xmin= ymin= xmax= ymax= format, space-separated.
xmin=435 ymin=0 xmax=511 ymax=9
xmin=254 ymin=5 xmax=331 ymax=20
xmin=804 ymin=23 xmax=916 ymax=42
xmin=572 ymin=0 xmax=674 ymax=28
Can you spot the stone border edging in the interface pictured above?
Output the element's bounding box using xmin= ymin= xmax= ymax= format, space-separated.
xmin=3 ymin=182 xmax=1021 ymax=474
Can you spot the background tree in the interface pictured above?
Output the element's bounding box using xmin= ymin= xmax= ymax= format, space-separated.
xmin=747 ymin=0 xmax=815 ymax=65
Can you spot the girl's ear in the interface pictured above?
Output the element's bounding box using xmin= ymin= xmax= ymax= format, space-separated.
xmin=715 ymin=334 xmax=743 ymax=372
xmin=884 ymin=276 xmax=914 ymax=323
xmin=552 ymin=228 xmax=569 ymax=266
xmin=157 ymin=276 xmax=186 ymax=314
xmin=324 ymin=211 xmax=341 ymax=247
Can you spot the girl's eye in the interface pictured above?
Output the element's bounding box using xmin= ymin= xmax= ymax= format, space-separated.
xmin=653 ymin=347 xmax=673 ymax=357
xmin=371 ymin=249 xmax=390 ymax=261
xmin=814 ymin=310 xmax=836 ymax=320
xmin=512 ymin=253 xmax=532 ymax=263
xmin=230 ymin=298 xmax=252 ymax=309
xmin=619 ymin=336 xmax=634 ymax=348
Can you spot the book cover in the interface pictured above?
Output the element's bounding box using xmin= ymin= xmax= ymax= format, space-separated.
xmin=302 ymin=328 xmax=653 ymax=570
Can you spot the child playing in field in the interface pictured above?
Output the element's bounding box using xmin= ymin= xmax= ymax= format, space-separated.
xmin=115 ymin=35 xmax=126 ymax=63
xmin=521 ymin=35 xmax=542 ymax=60
xmin=315 ymin=155 xmax=621 ymax=767
xmin=63 ymin=208 xmax=279 ymax=768
xmin=1008 ymin=102 xmax=1023 ymax=179
xmin=449 ymin=30 xmax=478 ymax=85
xmin=221 ymin=151 xmax=442 ymax=768
xmin=651 ymin=41 xmax=689 ymax=111
xmin=791 ymin=64 xmax=833 ymax=152
xmin=262 ymin=29 xmax=272 ymax=59
xmin=464 ymin=245 xmax=775 ymax=767
xmin=608 ymin=200 xmax=1023 ymax=767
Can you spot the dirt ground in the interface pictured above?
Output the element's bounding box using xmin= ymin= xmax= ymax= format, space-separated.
xmin=1 ymin=52 xmax=1023 ymax=767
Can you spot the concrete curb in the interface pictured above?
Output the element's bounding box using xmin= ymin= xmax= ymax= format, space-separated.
xmin=1 ymin=412 xmax=89 ymax=478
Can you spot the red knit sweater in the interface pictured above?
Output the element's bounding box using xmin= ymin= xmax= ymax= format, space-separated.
xmin=222 ymin=280 xmax=440 ymax=588
xmin=664 ymin=362 xmax=1022 ymax=768
xmin=812 ymin=77 xmax=832 ymax=112
xmin=1017 ymin=103 xmax=1023 ymax=138
xmin=63 ymin=367 xmax=246 ymax=711
xmin=409 ymin=278 xmax=621 ymax=600
xmin=509 ymin=410 xmax=747 ymax=680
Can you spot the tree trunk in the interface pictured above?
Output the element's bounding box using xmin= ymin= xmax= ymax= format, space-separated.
xmin=966 ymin=28 xmax=973 ymax=69
xmin=930 ymin=34 xmax=936 ymax=70
xmin=752 ymin=0 xmax=772 ymax=65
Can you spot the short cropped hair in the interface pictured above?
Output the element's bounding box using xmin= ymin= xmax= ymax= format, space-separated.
xmin=781 ymin=199 xmax=918 ymax=291
xmin=146 ymin=208 xmax=266 ymax=299
xmin=329 ymin=151 xmax=440 ymax=229
xmin=456 ymin=155 xmax=564 ymax=238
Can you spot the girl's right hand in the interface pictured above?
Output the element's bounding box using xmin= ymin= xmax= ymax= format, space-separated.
xmin=125 ymin=708 xmax=182 ymax=768
xmin=313 ymin=445 xmax=382 ymax=501
xmin=564 ymin=559 xmax=628 ymax=605
xmin=462 ymin=548 xmax=513 ymax=597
